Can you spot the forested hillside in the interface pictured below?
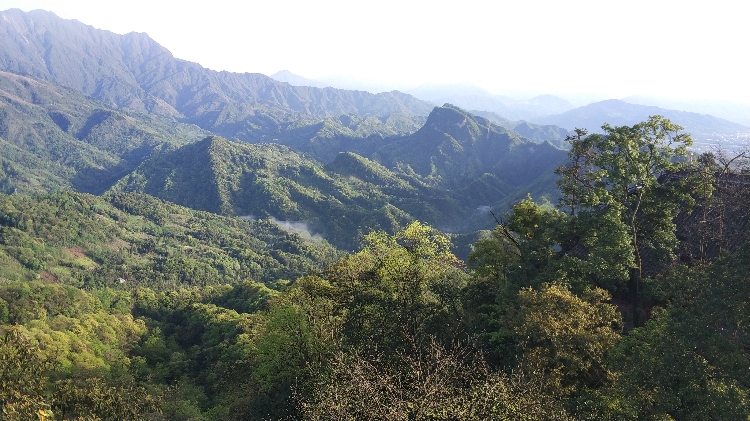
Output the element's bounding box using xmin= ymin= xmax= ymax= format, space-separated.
xmin=109 ymin=105 xmax=567 ymax=250
xmin=2 ymin=114 xmax=749 ymax=420
xmin=0 ymin=71 xmax=209 ymax=193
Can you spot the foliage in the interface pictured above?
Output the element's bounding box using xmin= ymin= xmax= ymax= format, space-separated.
xmin=325 ymin=222 xmax=468 ymax=352
xmin=511 ymin=285 xmax=622 ymax=398
xmin=593 ymin=246 xmax=750 ymax=420
xmin=0 ymin=191 xmax=338 ymax=288
xmin=555 ymin=117 xmax=697 ymax=276
xmin=0 ymin=326 xmax=53 ymax=420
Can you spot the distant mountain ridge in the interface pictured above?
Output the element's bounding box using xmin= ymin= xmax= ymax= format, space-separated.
xmin=270 ymin=70 xmax=330 ymax=89
xmin=0 ymin=9 xmax=433 ymax=127
xmin=534 ymin=99 xmax=749 ymax=135
xmin=267 ymin=71 xmax=578 ymax=122
xmin=404 ymin=84 xmax=575 ymax=121
xmin=621 ymin=95 xmax=750 ymax=127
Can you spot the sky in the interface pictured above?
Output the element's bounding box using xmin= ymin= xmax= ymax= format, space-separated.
xmin=0 ymin=0 xmax=747 ymax=104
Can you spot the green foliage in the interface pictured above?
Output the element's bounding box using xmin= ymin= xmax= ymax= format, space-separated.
xmin=0 ymin=326 xmax=53 ymax=420
xmin=555 ymin=117 xmax=696 ymax=275
xmin=326 ymin=222 xmax=468 ymax=352
xmin=0 ymin=191 xmax=338 ymax=289
xmin=1 ymin=310 xmax=161 ymax=420
xmin=511 ymin=285 xmax=622 ymax=399
xmin=52 ymin=376 xmax=161 ymax=421
xmin=593 ymin=246 xmax=750 ymax=420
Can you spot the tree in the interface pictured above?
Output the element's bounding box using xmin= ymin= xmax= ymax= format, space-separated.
xmin=510 ymin=284 xmax=622 ymax=400
xmin=554 ymin=116 xmax=699 ymax=318
xmin=298 ymin=336 xmax=572 ymax=421
xmin=325 ymin=221 xmax=468 ymax=353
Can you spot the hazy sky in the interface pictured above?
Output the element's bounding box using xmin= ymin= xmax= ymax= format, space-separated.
xmin=1 ymin=0 xmax=747 ymax=103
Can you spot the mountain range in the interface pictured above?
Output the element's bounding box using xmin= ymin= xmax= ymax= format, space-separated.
xmin=1 ymin=8 xmax=746 ymax=253
xmin=533 ymin=99 xmax=748 ymax=135
xmin=0 ymin=9 xmax=432 ymax=132
xmin=404 ymin=84 xmax=576 ymax=121
xmin=270 ymin=70 xmax=748 ymax=139
xmin=0 ymin=70 xmax=209 ymax=194
xmin=622 ymin=95 xmax=750 ymax=127
xmin=110 ymin=104 xmax=567 ymax=250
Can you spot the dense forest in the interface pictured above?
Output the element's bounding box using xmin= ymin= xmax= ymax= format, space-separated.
xmin=2 ymin=115 xmax=749 ymax=420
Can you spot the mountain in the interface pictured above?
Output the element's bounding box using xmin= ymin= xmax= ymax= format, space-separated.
xmin=534 ymin=99 xmax=749 ymax=136
xmin=468 ymin=110 xmax=570 ymax=147
xmin=373 ymin=105 xmax=567 ymax=191
xmin=0 ymin=9 xmax=433 ymax=132
xmin=313 ymin=75 xmax=406 ymax=94
xmin=196 ymin=107 xmax=426 ymax=164
xmin=0 ymin=70 xmax=209 ymax=194
xmin=511 ymin=121 xmax=570 ymax=148
xmin=110 ymin=106 xmax=568 ymax=249
xmin=512 ymin=95 xmax=577 ymax=118
xmin=405 ymin=84 xmax=575 ymax=121
xmin=622 ymin=95 xmax=750 ymax=127
xmin=110 ymin=136 xmax=447 ymax=250
xmin=270 ymin=70 xmax=330 ymax=89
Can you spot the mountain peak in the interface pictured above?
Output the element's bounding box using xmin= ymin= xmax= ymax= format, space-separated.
xmin=419 ymin=104 xmax=494 ymax=144
xmin=0 ymin=8 xmax=433 ymax=133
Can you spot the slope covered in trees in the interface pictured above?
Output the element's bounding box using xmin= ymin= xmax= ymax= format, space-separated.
xmin=0 ymin=191 xmax=337 ymax=288
xmin=109 ymin=105 xmax=568 ymax=251
xmin=2 ymin=116 xmax=749 ymax=420
xmin=0 ymin=71 xmax=209 ymax=194
xmin=110 ymin=136 xmax=436 ymax=250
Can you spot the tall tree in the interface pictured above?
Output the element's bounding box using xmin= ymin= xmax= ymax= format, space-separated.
xmin=554 ymin=116 xmax=699 ymax=312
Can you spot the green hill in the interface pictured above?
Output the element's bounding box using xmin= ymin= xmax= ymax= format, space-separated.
xmin=110 ymin=106 xmax=567 ymax=250
xmin=0 ymin=71 xmax=209 ymax=194
xmin=111 ymin=136 xmax=454 ymax=250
